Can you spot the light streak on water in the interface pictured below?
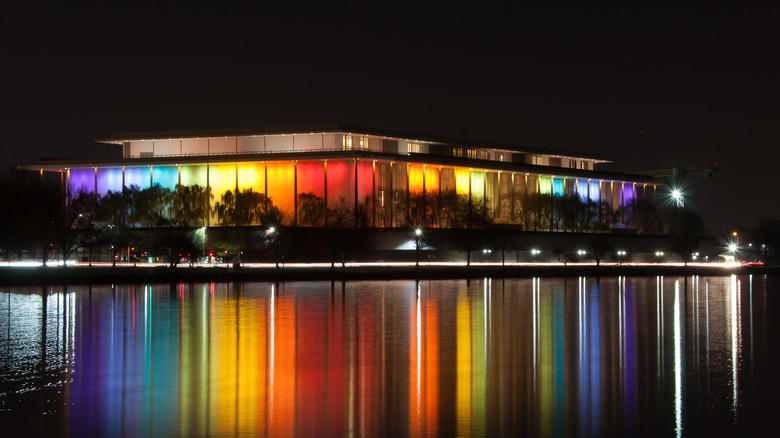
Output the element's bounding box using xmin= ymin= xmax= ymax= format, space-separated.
xmin=674 ymin=280 xmax=682 ymax=438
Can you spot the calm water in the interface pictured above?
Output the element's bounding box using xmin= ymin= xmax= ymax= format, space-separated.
xmin=1 ymin=276 xmax=778 ymax=437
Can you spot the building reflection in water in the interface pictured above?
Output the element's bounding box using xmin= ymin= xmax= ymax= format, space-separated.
xmin=0 ymin=275 xmax=774 ymax=436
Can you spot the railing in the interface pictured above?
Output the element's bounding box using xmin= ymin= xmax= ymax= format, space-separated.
xmin=129 ymin=147 xmax=382 ymax=159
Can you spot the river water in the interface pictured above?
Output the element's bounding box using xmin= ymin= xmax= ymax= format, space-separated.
xmin=1 ymin=276 xmax=778 ymax=437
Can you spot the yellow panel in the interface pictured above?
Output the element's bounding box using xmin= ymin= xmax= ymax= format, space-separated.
xmin=425 ymin=166 xmax=440 ymax=193
xmin=455 ymin=169 xmax=470 ymax=196
xmin=209 ymin=163 xmax=237 ymax=199
xmin=237 ymin=162 xmax=265 ymax=193
xmin=266 ymin=161 xmax=295 ymax=220
xmin=409 ymin=164 xmax=424 ymax=193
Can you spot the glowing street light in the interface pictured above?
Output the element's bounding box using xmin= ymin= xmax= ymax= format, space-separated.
xmin=413 ymin=228 xmax=424 ymax=267
xmin=200 ymin=227 xmax=207 ymax=259
xmin=671 ymin=188 xmax=684 ymax=207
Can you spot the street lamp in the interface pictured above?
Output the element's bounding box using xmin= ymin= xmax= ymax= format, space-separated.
xmin=616 ymin=250 xmax=627 ymax=264
xmin=671 ymin=188 xmax=684 ymax=207
xmin=413 ymin=228 xmax=423 ymax=267
xmin=266 ymin=226 xmax=279 ymax=267
xmin=200 ymin=227 xmax=206 ymax=261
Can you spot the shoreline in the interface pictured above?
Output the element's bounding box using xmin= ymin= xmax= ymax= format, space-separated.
xmin=1 ymin=263 xmax=777 ymax=286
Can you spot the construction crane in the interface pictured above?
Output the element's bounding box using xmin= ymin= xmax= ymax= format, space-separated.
xmin=631 ymin=164 xmax=719 ymax=207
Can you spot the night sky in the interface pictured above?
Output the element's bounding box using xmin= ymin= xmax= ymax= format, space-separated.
xmin=2 ymin=3 xmax=777 ymax=234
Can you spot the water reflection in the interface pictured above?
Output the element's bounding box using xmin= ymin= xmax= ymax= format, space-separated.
xmin=0 ymin=276 xmax=777 ymax=437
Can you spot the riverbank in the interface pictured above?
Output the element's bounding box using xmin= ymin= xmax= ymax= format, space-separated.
xmin=1 ymin=263 xmax=777 ymax=286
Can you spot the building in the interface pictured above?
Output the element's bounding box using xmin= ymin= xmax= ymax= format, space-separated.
xmin=26 ymin=124 xmax=659 ymax=231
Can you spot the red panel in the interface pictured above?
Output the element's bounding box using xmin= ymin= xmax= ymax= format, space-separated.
xmin=326 ymin=160 xmax=353 ymax=207
xmin=297 ymin=161 xmax=325 ymax=197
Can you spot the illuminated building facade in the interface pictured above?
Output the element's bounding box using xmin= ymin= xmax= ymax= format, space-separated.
xmin=30 ymin=125 xmax=658 ymax=230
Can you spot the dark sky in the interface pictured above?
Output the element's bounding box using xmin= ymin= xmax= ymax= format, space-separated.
xmin=2 ymin=3 xmax=778 ymax=234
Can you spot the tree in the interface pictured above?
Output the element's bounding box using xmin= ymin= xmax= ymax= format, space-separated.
xmin=44 ymin=189 xmax=99 ymax=267
xmin=297 ymin=192 xmax=327 ymax=227
xmin=100 ymin=224 xmax=134 ymax=267
xmin=146 ymin=222 xmax=199 ymax=267
xmin=134 ymin=185 xmax=175 ymax=226
xmin=587 ymin=237 xmax=613 ymax=266
xmin=174 ymin=184 xmax=211 ymax=227
xmin=328 ymin=196 xmax=354 ymax=228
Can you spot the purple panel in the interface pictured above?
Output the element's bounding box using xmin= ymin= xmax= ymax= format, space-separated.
xmin=69 ymin=168 xmax=95 ymax=196
xmin=622 ymin=184 xmax=635 ymax=207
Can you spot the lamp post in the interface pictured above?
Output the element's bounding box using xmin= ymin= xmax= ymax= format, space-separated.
xmin=267 ymin=227 xmax=278 ymax=267
xmin=200 ymin=227 xmax=206 ymax=261
xmin=414 ymin=228 xmax=423 ymax=267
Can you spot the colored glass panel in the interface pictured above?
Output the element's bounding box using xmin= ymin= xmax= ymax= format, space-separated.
xmin=152 ymin=165 xmax=178 ymax=190
xmin=455 ymin=169 xmax=470 ymax=196
xmin=326 ymin=160 xmax=353 ymax=207
xmin=409 ymin=164 xmax=424 ymax=193
xmin=96 ymin=167 xmax=123 ymax=195
xmin=237 ymin=162 xmax=265 ymax=193
xmin=266 ymin=161 xmax=295 ymax=221
xmin=297 ymin=161 xmax=325 ymax=197
xmin=356 ymin=161 xmax=374 ymax=224
xmin=124 ymin=166 xmax=151 ymax=190
xmin=209 ymin=163 xmax=237 ymax=198
xmin=181 ymin=165 xmax=207 ymax=187
xmin=425 ymin=166 xmax=440 ymax=194
xmin=470 ymin=170 xmax=484 ymax=200
xmin=578 ymin=180 xmax=589 ymax=202
xmin=69 ymin=168 xmax=95 ymax=194
xmin=622 ymin=183 xmax=635 ymax=207
xmin=539 ymin=176 xmax=552 ymax=195
xmin=589 ymin=181 xmax=600 ymax=203
xmin=552 ymin=177 xmax=564 ymax=198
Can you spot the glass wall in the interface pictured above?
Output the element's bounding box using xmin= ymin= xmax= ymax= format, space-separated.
xmin=62 ymin=159 xmax=652 ymax=230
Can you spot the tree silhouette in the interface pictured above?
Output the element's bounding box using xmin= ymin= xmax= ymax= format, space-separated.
xmin=297 ymin=192 xmax=327 ymax=227
xmin=328 ymin=196 xmax=354 ymax=228
xmin=174 ymin=184 xmax=211 ymax=227
xmin=215 ymin=189 xmax=283 ymax=226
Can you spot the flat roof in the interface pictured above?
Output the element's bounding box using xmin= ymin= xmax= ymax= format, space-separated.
xmin=23 ymin=149 xmax=656 ymax=184
xmin=97 ymin=124 xmax=608 ymax=162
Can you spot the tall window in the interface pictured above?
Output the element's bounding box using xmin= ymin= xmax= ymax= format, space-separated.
xmin=342 ymin=135 xmax=353 ymax=150
xmin=453 ymin=148 xmax=463 ymax=157
xmin=569 ymin=160 xmax=578 ymax=169
xmin=359 ymin=136 xmax=370 ymax=150
xmin=496 ymin=152 xmax=504 ymax=162
xmin=408 ymin=142 xmax=420 ymax=153
xmin=467 ymin=149 xmax=477 ymax=159
xmin=479 ymin=150 xmax=490 ymax=160
xmin=532 ymin=155 xmax=544 ymax=165
xmin=581 ymin=161 xmax=589 ymax=170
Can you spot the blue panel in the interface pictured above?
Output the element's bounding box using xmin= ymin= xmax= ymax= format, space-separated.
xmin=552 ymin=177 xmax=564 ymax=198
xmin=152 ymin=166 xmax=178 ymax=190
xmin=96 ymin=167 xmax=123 ymax=195
xmin=577 ymin=180 xmax=589 ymax=202
xmin=589 ymin=181 xmax=600 ymax=203
xmin=124 ymin=166 xmax=150 ymax=190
